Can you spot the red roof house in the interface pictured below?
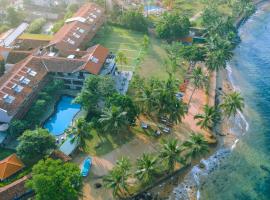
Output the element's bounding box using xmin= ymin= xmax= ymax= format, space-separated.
xmin=0 ymin=154 xmax=24 ymax=181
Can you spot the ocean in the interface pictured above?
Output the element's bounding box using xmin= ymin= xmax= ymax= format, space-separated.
xmin=169 ymin=2 xmax=270 ymax=200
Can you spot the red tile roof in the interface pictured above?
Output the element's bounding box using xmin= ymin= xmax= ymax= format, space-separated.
xmin=81 ymin=44 xmax=109 ymax=75
xmin=0 ymin=175 xmax=30 ymax=200
xmin=0 ymin=56 xmax=48 ymax=116
xmin=6 ymin=50 xmax=32 ymax=64
xmin=0 ymin=44 xmax=110 ymax=117
xmin=0 ymin=154 xmax=24 ymax=181
xmin=49 ymin=3 xmax=105 ymax=52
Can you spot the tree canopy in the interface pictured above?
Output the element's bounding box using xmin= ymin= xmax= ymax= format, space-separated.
xmin=16 ymin=128 xmax=56 ymax=163
xmin=27 ymin=158 xmax=82 ymax=200
xmin=27 ymin=18 xmax=46 ymax=34
xmin=120 ymin=10 xmax=148 ymax=32
xmin=6 ymin=6 xmax=25 ymax=27
xmin=74 ymin=75 xmax=116 ymax=112
xmin=156 ymin=12 xmax=190 ymax=41
xmin=106 ymin=93 xmax=139 ymax=125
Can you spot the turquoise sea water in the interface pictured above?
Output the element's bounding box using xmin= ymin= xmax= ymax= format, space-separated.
xmin=170 ymin=3 xmax=270 ymax=200
xmin=200 ymin=3 xmax=270 ymax=200
xmin=44 ymin=96 xmax=81 ymax=136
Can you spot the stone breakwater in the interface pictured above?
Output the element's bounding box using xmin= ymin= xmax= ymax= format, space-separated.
xmin=169 ymin=149 xmax=231 ymax=200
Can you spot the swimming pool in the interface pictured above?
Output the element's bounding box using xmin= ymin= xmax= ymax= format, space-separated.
xmin=44 ymin=96 xmax=81 ymax=136
xmin=144 ymin=5 xmax=163 ymax=12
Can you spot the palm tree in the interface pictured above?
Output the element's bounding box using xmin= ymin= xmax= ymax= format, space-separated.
xmin=183 ymin=133 xmax=209 ymax=161
xmin=194 ymin=105 xmax=220 ymax=130
xmin=70 ymin=118 xmax=92 ymax=151
xmin=116 ymin=51 xmax=128 ymax=71
xmin=135 ymin=153 xmax=158 ymax=183
xmin=205 ymin=35 xmax=233 ymax=72
xmin=116 ymin=156 xmax=131 ymax=173
xmin=220 ymin=91 xmax=244 ymax=118
xmin=135 ymin=77 xmax=161 ymax=114
xmin=159 ymin=139 xmax=184 ymax=172
xmin=179 ymin=44 xmax=206 ymax=69
xmin=136 ymin=86 xmax=158 ymax=114
xmin=142 ymin=35 xmax=150 ymax=50
xmin=103 ymin=168 xmax=129 ymax=198
xmin=188 ymin=67 xmax=208 ymax=106
xmin=166 ymin=100 xmax=187 ymax=124
xmin=154 ymin=74 xmax=186 ymax=123
xmin=99 ymin=106 xmax=128 ymax=134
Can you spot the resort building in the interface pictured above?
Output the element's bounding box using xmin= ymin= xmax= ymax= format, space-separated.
xmin=0 ymin=3 xmax=113 ymax=124
xmin=0 ymin=44 xmax=116 ymax=124
xmin=48 ymin=3 xmax=105 ymax=55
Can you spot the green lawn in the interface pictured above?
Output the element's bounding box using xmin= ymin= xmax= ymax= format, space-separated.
xmin=92 ymin=26 xmax=186 ymax=80
xmin=84 ymin=128 xmax=135 ymax=156
xmin=173 ymin=0 xmax=205 ymax=17
xmin=0 ymin=147 xmax=15 ymax=160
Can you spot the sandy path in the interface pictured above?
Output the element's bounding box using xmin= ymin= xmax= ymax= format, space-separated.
xmin=74 ymin=134 xmax=158 ymax=200
xmin=182 ymin=71 xmax=216 ymax=143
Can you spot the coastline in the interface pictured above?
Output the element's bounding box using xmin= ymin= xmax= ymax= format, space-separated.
xmin=148 ymin=69 xmax=234 ymax=199
xmin=148 ymin=2 xmax=269 ymax=198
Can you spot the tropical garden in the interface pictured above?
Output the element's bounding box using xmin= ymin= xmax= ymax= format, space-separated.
xmin=0 ymin=0 xmax=252 ymax=199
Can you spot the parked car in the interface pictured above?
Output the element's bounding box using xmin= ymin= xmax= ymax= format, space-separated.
xmin=162 ymin=127 xmax=171 ymax=134
xmin=160 ymin=117 xmax=173 ymax=127
xmin=175 ymin=92 xmax=184 ymax=100
xmin=154 ymin=130 xmax=161 ymax=137
xmin=81 ymin=157 xmax=92 ymax=177
xmin=141 ymin=122 xmax=149 ymax=129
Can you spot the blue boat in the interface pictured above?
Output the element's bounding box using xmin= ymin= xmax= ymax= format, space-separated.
xmin=81 ymin=157 xmax=92 ymax=177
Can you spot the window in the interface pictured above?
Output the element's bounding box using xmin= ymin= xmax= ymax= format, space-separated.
xmin=73 ymin=80 xmax=83 ymax=85
xmin=90 ymin=56 xmax=99 ymax=64
xmin=73 ymin=32 xmax=80 ymax=39
xmin=57 ymin=72 xmax=64 ymax=77
xmin=3 ymin=94 xmax=15 ymax=104
xmin=64 ymin=79 xmax=71 ymax=84
xmin=12 ymin=84 xmax=23 ymax=93
xmin=27 ymin=68 xmax=37 ymax=76
xmin=90 ymin=13 xmax=97 ymax=19
xmin=19 ymin=76 xmax=30 ymax=85
xmin=67 ymin=38 xmax=75 ymax=45
xmin=79 ymin=28 xmax=85 ymax=33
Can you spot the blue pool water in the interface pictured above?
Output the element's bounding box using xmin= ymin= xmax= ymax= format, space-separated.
xmin=144 ymin=5 xmax=162 ymax=12
xmin=44 ymin=96 xmax=81 ymax=136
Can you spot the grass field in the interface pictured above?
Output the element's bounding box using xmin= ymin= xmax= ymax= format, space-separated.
xmin=84 ymin=128 xmax=135 ymax=156
xmin=93 ymin=26 xmax=186 ymax=81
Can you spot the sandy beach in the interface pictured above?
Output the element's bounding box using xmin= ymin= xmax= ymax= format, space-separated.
xmin=148 ymin=67 xmax=239 ymax=199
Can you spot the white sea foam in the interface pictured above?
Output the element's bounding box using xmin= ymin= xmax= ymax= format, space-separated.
xmin=169 ymin=149 xmax=231 ymax=200
xmin=169 ymin=64 xmax=250 ymax=200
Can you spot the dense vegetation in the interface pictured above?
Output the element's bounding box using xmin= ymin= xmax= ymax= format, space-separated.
xmin=27 ymin=18 xmax=46 ymax=34
xmin=51 ymin=3 xmax=79 ymax=33
xmin=0 ymin=5 xmax=26 ymax=34
xmin=16 ymin=128 xmax=56 ymax=163
xmin=27 ymin=158 xmax=82 ymax=200
xmin=156 ymin=12 xmax=190 ymax=41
